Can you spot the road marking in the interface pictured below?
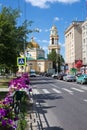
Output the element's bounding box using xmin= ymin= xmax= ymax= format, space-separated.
xmin=42 ymin=89 xmax=50 ymax=94
xmin=52 ymin=88 xmax=62 ymax=93
xmin=84 ymin=99 xmax=87 ymax=102
xmin=62 ymin=88 xmax=73 ymax=95
xmin=50 ymin=84 xmax=58 ymax=88
xmin=80 ymin=86 xmax=87 ymax=91
xmin=33 ymin=89 xmax=40 ymax=94
xmin=71 ymin=87 xmax=84 ymax=92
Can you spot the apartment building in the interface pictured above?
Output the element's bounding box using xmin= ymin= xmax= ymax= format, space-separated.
xmin=65 ymin=21 xmax=83 ymax=71
xmin=82 ymin=20 xmax=87 ymax=65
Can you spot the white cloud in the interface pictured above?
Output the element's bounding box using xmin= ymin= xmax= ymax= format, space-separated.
xmin=59 ymin=42 xmax=65 ymax=47
xmin=42 ymin=40 xmax=49 ymax=43
xmin=54 ymin=17 xmax=60 ymax=21
xmin=42 ymin=46 xmax=48 ymax=51
xmin=38 ymin=39 xmax=49 ymax=43
xmin=25 ymin=0 xmax=80 ymax=8
xmin=45 ymin=29 xmax=50 ymax=32
xmin=34 ymin=28 xmax=42 ymax=32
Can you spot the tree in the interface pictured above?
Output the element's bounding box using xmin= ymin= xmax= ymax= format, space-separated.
xmin=0 ymin=7 xmax=35 ymax=73
xmin=47 ymin=50 xmax=65 ymax=73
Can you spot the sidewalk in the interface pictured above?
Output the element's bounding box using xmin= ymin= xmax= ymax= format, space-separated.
xmin=25 ymin=98 xmax=43 ymax=130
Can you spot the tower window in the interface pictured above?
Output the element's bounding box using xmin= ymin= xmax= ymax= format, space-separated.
xmin=52 ymin=38 xmax=54 ymax=44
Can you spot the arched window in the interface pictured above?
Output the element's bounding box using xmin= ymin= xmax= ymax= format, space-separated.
xmin=52 ymin=38 xmax=54 ymax=44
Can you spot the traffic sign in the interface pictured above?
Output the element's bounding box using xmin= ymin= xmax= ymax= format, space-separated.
xmin=17 ymin=57 xmax=26 ymax=66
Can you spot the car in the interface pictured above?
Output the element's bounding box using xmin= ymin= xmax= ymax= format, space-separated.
xmin=63 ymin=74 xmax=76 ymax=82
xmin=76 ymin=74 xmax=87 ymax=84
xmin=30 ymin=72 xmax=36 ymax=77
xmin=57 ymin=73 xmax=67 ymax=80
xmin=52 ymin=73 xmax=58 ymax=78
xmin=45 ymin=73 xmax=52 ymax=77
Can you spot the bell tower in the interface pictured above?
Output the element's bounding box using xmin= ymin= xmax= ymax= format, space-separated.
xmin=48 ymin=25 xmax=60 ymax=54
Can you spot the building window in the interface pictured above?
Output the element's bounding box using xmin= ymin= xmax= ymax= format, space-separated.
xmin=52 ymin=38 xmax=54 ymax=44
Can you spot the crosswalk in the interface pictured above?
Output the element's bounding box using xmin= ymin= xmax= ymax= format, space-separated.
xmin=32 ymin=86 xmax=87 ymax=96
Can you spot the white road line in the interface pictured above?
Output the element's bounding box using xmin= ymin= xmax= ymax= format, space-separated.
xmin=50 ymin=84 xmax=58 ymax=88
xmin=71 ymin=87 xmax=84 ymax=92
xmin=52 ymin=88 xmax=62 ymax=93
xmin=42 ymin=89 xmax=50 ymax=94
xmin=84 ymin=99 xmax=87 ymax=102
xmin=33 ymin=89 xmax=40 ymax=94
xmin=80 ymin=86 xmax=87 ymax=91
xmin=62 ymin=88 xmax=73 ymax=95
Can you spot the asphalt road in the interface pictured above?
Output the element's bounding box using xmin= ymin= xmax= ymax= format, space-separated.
xmin=30 ymin=76 xmax=87 ymax=130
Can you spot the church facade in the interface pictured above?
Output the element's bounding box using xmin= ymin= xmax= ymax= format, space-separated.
xmin=18 ymin=25 xmax=60 ymax=73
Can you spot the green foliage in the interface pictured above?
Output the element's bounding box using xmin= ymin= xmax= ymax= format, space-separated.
xmin=47 ymin=50 xmax=65 ymax=72
xmin=16 ymin=94 xmax=28 ymax=130
xmin=17 ymin=113 xmax=27 ymax=130
xmin=47 ymin=50 xmax=57 ymax=63
xmin=0 ymin=6 xmax=35 ymax=74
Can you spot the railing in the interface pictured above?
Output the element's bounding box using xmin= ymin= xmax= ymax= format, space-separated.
xmin=8 ymin=90 xmax=30 ymax=130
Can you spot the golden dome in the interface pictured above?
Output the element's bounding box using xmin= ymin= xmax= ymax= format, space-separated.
xmin=31 ymin=40 xmax=40 ymax=48
xmin=27 ymin=37 xmax=40 ymax=48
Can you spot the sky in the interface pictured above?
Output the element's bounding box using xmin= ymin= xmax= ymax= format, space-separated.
xmin=0 ymin=0 xmax=87 ymax=59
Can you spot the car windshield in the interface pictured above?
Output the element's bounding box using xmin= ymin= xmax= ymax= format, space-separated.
xmin=82 ymin=74 xmax=87 ymax=77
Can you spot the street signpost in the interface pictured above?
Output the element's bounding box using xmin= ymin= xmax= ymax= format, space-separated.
xmin=17 ymin=57 xmax=26 ymax=66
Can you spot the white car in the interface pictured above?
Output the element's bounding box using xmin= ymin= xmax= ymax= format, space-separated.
xmin=63 ymin=74 xmax=76 ymax=82
xmin=52 ymin=73 xmax=58 ymax=78
xmin=30 ymin=72 xmax=36 ymax=77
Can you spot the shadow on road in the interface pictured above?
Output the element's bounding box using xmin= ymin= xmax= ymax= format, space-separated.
xmin=34 ymin=93 xmax=64 ymax=101
xmin=33 ymin=93 xmax=64 ymax=130
xmin=43 ymin=126 xmax=64 ymax=130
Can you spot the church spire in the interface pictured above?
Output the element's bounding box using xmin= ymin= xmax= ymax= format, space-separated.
xmin=48 ymin=25 xmax=60 ymax=54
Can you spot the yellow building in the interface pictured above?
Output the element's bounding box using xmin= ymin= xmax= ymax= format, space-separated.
xmin=18 ymin=38 xmax=53 ymax=73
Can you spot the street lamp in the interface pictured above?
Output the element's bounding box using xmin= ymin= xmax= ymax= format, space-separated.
xmin=23 ymin=35 xmax=26 ymax=72
xmin=56 ymin=63 xmax=58 ymax=74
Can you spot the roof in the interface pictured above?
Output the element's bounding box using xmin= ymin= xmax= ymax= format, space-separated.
xmin=26 ymin=57 xmax=35 ymax=61
xmin=27 ymin=37 xmax=40 ymax=49
xmin=37 ymin=57 xmax=46 ymax=60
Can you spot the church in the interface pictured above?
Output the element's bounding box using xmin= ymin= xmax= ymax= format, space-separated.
xmin=18 ymin=25 xmax=60 ymax=73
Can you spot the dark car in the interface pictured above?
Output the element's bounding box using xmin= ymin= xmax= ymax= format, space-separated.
xmin=58 ymin=73 xmax=67 ymax=80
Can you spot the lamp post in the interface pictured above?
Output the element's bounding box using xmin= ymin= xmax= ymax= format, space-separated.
xmin=56 ymin=62 xmax=58 ymax=74
xmin=24 ymin=35 xmax=26 ymax=72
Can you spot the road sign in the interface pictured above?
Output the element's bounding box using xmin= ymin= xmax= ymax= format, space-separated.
xmin=17 ymin=57 xmax=26 ymax=66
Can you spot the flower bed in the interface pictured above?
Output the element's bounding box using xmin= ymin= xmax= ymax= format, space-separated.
xmin=0 ymin=73 xmax=32 ymax=129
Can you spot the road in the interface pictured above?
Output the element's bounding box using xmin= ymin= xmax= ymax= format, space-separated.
xmin=30 ymin=76 xmax=87 ymax=130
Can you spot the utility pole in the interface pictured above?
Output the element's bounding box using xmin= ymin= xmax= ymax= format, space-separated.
xmin=56 ymin=52 xmax=58 ymax=74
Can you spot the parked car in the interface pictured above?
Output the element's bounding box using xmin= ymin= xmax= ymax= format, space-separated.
xmin=57 ymin=73 xmax=67 ymax=80
xmin=30 ymin=72 xmax=36 ymax=77
xmin=45 ymin=73 xmax=52 ymax=77
xmin=75 ymin=73 xmax=82 ymax=80
xmin=29 ymin=69 xmax=36 ymax=77
xmin=52 ymin=73 xmax=58 ymax=78
xmin=76 ymin=74 xmax=87 ymax=84
xmin=63 ymin=74 xmax=76 ymax=82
